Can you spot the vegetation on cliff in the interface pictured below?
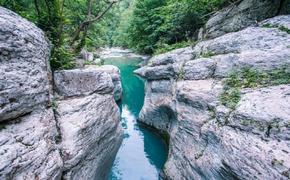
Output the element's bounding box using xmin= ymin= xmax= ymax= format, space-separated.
xmin=0 ymin=0 xmax=234 ymax=69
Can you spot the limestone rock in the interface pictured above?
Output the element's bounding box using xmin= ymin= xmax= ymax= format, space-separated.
xmin=260 ymin=15 xmax=290 ymax=29
xmin=56 ymin=94 xmax=122 ymax=180
xmin=148 ymin=47 xmax=193 ymax=66
xmin=134 ymin=65 xmax=175 ymax=80
xmin=229 ymin=85 xmax=290 ymax=140
xmin=0 ymin=108 xmax=63 ymax=179
xmin=213 ymin=49 xmax=290 ymax=78
xmin=80 ymin=49 xmax=94 ymax=62
xmin=194 ymin=27 xmax=290 ymax=58
xmin=0 ymin=7 xmax=51 ymax=122
xmin=138 ymin=80 xmax=175 ymax=131
xmin=54 ymin=69 xmax=114 ymax=98
xmin=136 ymin=15 xmax=290 ymax=180
xmin=200 ymin=0 xmax=283 ymax=40
xmin=85 ymin=65 xmax=122 ymax=101
xmin=0 ymin=7 xmax=123 ymax=180
xmin=183 ymin=58 xmax=215 ymax=80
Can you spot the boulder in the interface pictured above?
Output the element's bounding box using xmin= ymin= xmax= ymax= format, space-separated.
xmin=56 ymin=93 xmax=122 ymax=180
xmin=53 ymin=67 xmax=123 ymax=179
xmin=80 ymin=50 xmax=94 ymax=62
xmin=0 ymin=108 xmax=63 ymax=179
xmin=213 ymin=49 xmax=290 ymax=78
xmin=85 ymin=65 xmax=122 ymax=101
xmin=199 ymin=0 xmax=283 ymax=40
xmin=54 ymin=69 xmax=114 ymax=98
xmin=0 ymin=7 xmax=51 ymax=122
xmin=134 ymin=65 xmax=175 ymax=80
xmin=148 ymin=47 xmax=193 ymax=66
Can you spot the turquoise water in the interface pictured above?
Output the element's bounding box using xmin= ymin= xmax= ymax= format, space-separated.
xmin=104 ymin=57 xmax=168 ymax=180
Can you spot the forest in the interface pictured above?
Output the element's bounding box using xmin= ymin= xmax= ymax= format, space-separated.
xmin=0 ymin=0 xmax=234 ymax=70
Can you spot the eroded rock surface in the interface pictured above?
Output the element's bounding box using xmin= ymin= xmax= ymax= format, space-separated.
xmin=85 ymin=65 xmax=123 ymax=101
xmin=56 ymin=93 xmax=122 ymax=180
xmin=0 ymin=108 xmax=63 ymax=179
xmin=136 ymin=15 xmax=290 ymax=179
xmin=0 ymin=7 xmax=122 ymax=180
xmin=0 ymin=7 xmax=51 ymax=122
xmin=54 ymin=69 xmax=114 ymax=98
xmin=199 ymin=0 xmax=287 ymax=40
xmin=54 ymin=67 xmax=123 ymax=179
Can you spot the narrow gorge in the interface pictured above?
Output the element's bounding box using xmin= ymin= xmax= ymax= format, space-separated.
xmin=1 ymin=0 xmax=290 ymax=179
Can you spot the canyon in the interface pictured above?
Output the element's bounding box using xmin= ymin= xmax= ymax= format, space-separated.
xmin=1 ymin=0 xmax=290 ymax=179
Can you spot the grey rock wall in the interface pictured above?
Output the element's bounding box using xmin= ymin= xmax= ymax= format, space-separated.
xmin=199 ymin=0 xmax=286 ymax=40
xmin=0 ymin=6 xmax=51 ymax=122
xmin=136 ymin=15 xmax=290 ymax=179
xmin=0 ymin=7 xmax=62 ymax=179
xmin=0 ymin=7 xmax=123 ymax=180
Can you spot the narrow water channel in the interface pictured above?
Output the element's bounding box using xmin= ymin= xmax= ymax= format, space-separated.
xmin=103 ymin=56 xmax=168 ymax=180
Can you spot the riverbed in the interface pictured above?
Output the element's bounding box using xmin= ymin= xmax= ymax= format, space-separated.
xmin=102 ymin=55 xmax=168 ymax=180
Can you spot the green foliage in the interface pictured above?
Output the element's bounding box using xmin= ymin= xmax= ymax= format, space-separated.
xmin=177 ymin=68 xmax=185 ymax=81
xmin=50 ymin=47 xmax=75 ymax=70
xmin=220 ymin=66 xmax=290 ymax=109
xmin=220 ymin=87 xmax=241 ymax=109
xmin=262 ymin=23 xmax=274 ymax=28
xmin=279 ymin=26 xmax=290 ymax=34
xmin=262 ymin=23 xmax=290 ymax=34
xmin=110 ymin=0 xmax=236 ymax=54
xmin=1 ymin=0 xmax=116 ymax=70
xmin=201 ymin=51 xmax=216 ymax=58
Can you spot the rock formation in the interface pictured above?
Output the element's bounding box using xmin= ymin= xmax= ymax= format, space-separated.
xmin=0 ymin=7 xmax=122 ymax=180
xmin=199 ymin=0 xmax=289 ymax=40
xmin=135 ymin=14 xmax=290 ymax=179
xmin=54 ymin=68 xmax=122 ymax=179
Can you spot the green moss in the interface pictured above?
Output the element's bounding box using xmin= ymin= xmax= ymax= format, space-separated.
xmin=262 ymin=23 xmax=275 ymax=28
xmin=84 ymin=61 xmax=94 ymax=65
xmin=220 ymin=66 xmax=290 ymax=109
xmin=220 ymin=87 xmax=241 ymax=109
xmin=176 ymin=68 xmax=185 ymax=81
xmin=201 ymin=51 xmax=215 ymax=58
xmin=51 ymin=98 xmax=58 ymax=110
xmin=279 ymin=26 xmax=290 ymax=34
xmin=208 ymin=107 xmax=216 ymax=119
xmin=262 ymin=23 xmax=290 ymax=34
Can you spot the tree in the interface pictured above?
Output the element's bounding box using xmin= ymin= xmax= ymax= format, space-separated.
xmin=0 ymin=0 xmax=118 ymax=69
xmin=70 ymin=0 xmax=118 ymax=53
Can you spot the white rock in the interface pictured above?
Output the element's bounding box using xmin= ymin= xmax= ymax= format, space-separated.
xmin=0 ymin=108 xmax=63 ymax=179
xmin=0 ymin=7 xmax=51 ymax=122
xmin=54 ymin=69 xmax=114 ymax=98
xmin=56 ymin=93 xmax=122 ymax=180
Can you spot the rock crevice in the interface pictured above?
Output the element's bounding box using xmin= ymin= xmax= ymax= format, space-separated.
xmin=0 ymin=7 xmax=123 ymax=180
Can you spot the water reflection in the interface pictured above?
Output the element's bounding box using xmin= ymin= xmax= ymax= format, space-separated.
xmin=106 ymin=57 xmax=167 ymax=180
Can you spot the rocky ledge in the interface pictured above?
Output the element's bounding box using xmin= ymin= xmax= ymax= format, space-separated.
xmin=0 ymin=7 xmax=122 ymax=179
xmin=135 ymin=13 xmax=290 ymax=180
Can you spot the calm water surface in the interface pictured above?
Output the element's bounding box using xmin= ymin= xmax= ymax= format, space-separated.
xmin=104 ymin=57 xmax=168 ymax=180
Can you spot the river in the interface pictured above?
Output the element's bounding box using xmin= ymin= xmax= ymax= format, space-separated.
xmin=102 ymin=54 xmax=168 ymax=180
